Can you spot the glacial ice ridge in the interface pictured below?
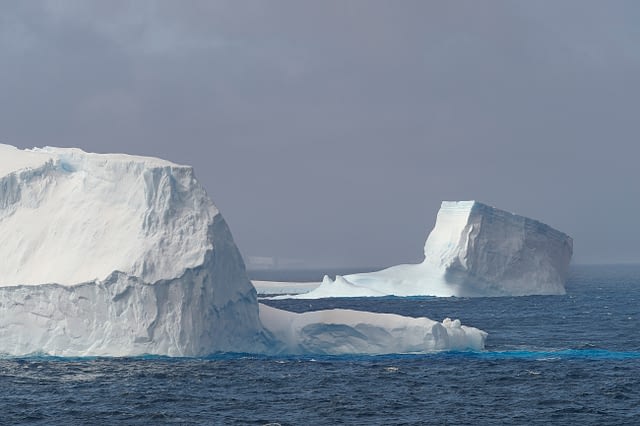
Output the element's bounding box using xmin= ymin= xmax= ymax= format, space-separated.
xmin=0 ymin=144 xmax=486 ymax=356
xmin=277 ymin=201 xmax=573 ymax=299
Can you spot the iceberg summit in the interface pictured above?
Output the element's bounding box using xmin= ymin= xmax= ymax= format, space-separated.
xmin=0 ymin=144 xmax=486 ymax=356
xmin=275 ymin=201 xmax=573 ymax=299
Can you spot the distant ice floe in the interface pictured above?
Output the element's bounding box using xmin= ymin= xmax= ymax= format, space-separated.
xmin=252 ymin=280 xmax=321 ymax=296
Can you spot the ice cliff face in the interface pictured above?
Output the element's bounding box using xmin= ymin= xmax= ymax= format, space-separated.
xmin=424 ymin=201 xmax=573 ymax=296
xmin=0 ymin=144 xmax=267 ymax=356
xmin=0 ymin=145 xmax=215 ymax=286
xmin=286 ymin=201 xmax=573 ymax=298
xmin=0 ymin=145 xmax=486 ymax=356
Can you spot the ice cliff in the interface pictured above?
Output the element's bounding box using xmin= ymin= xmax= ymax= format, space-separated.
xmin=0 ymin=144 xmax=268 ymax=356
xmin=284 ymin=201 xmax=573 ymax=298
xmin=0 ymin=144 xmax=486 ymax=356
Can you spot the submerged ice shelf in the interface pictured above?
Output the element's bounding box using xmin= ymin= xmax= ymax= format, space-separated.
xmin=0 ymin=144 xmax=485 ymax=356
xmin=259 ymin=304 xmax=486 ymax=355
xmin=268 ymin=201 xmax=573 ymax=299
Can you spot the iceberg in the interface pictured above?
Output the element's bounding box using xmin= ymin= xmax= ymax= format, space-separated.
xmin=0 ymin=144 xmax=268 ymax=356
xmin=0 ymin=144 xmax=485 ymax=356
xmin=279 ymin=201 xmax=573 ymax=298
xmin=259 ymin=304 xmax=486 ymax=355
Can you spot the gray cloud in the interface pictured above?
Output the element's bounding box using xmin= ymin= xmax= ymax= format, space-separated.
xmin=1 ymin=1 xmax=639 ymax=266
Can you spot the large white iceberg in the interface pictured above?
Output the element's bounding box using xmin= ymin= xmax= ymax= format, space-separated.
xmin=279 ymin=201 xmax=573 ymax=299
xmin=0 ymin=144 xmax=269 ymax=356
xmin=0 ymin=144 xmax=486 ymax=356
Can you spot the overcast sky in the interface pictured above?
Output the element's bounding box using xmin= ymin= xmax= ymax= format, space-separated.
xmin=1 ymin=1 xmax=639 ymax=267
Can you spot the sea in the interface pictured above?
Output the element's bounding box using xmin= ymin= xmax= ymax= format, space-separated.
xmin=0 ymin=264 xmax=638 ymax=425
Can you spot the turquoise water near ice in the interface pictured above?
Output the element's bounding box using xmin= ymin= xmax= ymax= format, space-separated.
xmin=0 ymin=265 xmax=638 ymax=424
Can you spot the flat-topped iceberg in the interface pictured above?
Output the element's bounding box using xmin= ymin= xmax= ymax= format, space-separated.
xmin=0 ymin=144 xmax=268 ymax=356
xmin=279 ymin=201 xmax=573 ymax=299
xmin=0 ymin=144 xmax=486 ymax=356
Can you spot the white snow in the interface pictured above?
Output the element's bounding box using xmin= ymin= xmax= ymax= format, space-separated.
xmin=0 ymin=144 xmax=487 ymax=356
xmin=281 ymin=201 xmax=573 ymax=299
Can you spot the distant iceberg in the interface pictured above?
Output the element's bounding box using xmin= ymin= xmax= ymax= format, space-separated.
xmin=272 ymin=201 xmax=573 ymax=299
xmin=0 ymin=144 xmax=485 ymax=356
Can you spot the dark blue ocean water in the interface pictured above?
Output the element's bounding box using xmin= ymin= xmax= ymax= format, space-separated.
xmin=1 ymin=265 xmax=639 ymax=425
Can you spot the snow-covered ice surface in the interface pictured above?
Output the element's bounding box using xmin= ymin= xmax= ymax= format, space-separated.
xmin=0 ymin=144 xmax=486 ymax=356
xmin=280 ymin=201 xmax=573 ymax=299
